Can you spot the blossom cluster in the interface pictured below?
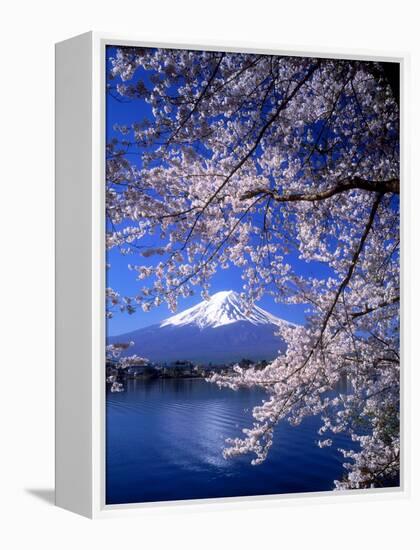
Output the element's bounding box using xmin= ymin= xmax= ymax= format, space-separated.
xmin=106 ymin=342 xmax=149 ymax=392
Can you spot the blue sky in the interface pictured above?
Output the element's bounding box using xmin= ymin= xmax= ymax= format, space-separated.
xmin=105 ymin=47 xmax=331 ymax=336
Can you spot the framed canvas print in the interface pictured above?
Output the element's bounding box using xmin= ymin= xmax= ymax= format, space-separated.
xmin=55 ymin=32 xmax=406 ymax=518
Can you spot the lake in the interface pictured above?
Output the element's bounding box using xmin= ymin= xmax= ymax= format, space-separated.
xmin=106 ymin=377 xmax=354 ymax=505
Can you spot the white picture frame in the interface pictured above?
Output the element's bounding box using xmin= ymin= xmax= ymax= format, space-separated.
xmin=55 ymin=32 xmax=409 ymax=519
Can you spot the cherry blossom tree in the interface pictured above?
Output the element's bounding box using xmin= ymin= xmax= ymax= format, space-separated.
xmin=106 ymin=47 xmax=400 ymax=490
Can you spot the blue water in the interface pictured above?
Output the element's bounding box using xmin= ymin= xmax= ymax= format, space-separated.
xmin=106 ymin=378 xmax=354 ymax=504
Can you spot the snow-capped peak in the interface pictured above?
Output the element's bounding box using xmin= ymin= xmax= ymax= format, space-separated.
xmin=160 ymin=290 xmax=291 ymax=329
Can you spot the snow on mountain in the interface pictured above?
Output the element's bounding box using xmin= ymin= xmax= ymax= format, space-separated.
xmin=160 ymin=290 xmax=285 ymax=329
xmin=108 ymin=290 xmax=294 ymax=364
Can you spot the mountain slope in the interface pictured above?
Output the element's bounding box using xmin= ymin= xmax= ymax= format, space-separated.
xmin=161 ymin=290 xmax=282 ymax=328
xmin=108 ymin=290 xmax=293 ymax=364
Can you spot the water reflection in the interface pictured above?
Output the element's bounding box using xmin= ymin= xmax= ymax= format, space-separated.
xmin=106 ymin=378 xmax=355 ymax=504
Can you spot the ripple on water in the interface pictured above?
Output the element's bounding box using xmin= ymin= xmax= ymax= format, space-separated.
xmin=106 ymin=378 xmax=357 ymax=504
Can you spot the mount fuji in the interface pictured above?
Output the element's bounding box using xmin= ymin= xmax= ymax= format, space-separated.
xmin=108 ymin=290 xmax=294 ymax=364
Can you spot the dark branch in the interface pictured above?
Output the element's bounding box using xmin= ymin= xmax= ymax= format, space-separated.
xmin=351 ymin=296 xmax=399 ymax=319
xmin=240 ymin=177 xmax=399 ymax=202
xmin=318 ymin=192 xmax=384 ymax=343
xmin=285 ymin=192 xmax=384 ymax=381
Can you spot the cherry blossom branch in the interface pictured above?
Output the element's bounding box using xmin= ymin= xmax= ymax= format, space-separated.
xmin=351 ymin=296 xmax=399 ymax=319
xmin=180 ymin=61 xmax=322 ymax=248
xmin=165 ymin=53 xmax=226 ymax=147
xmin=282 ymin=192 xmax=384 ymax=384
xmin=240 ymin=177 xmax=399 ymax=202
